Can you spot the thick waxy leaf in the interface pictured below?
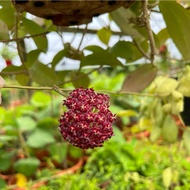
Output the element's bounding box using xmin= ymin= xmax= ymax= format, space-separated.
xmin=51 ymin=49 xmax=66 ymax=69
xmin=2 ymin=64 xmax=26 ymax=74
xmin=29 ymin=62 xmax=57 ymax=86
xmin=159 ymin=2 xmax=190 ymax=60
xmin=111 ymin=7 xmax=145 ymax=39
xmin=72 ymin=71 xmax=90 ymax=88
xmin=25 ymin=49 xmax=42 ymax=68
xmin=22 ymin=18 xmax=48 ymax=52
xmin=157 ymin=28 xmax=170 ymax=45
xmin=121 ymin=64 xmax=158 ymax=93
xmin=0 ymin=1 xmax=15 ymax=29
xmin=162 ymin=115 xmax=178 ymax=143
xmin=110 ymin=41 xmax=143 ymax=62
xmin=16 ymin=74 xmax=30 ymax=86
xmin=81 ymin=46 xmax=123 ymax=68
xmin=97 ymin=27 xmax=111 ymax=45
xmin=0 ymin=19 xmax=9 ymax=40
xmin=111 ymin=7 xmax=160 ymax=49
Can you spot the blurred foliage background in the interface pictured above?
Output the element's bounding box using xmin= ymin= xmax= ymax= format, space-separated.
xmin=1 ymin=0 xmax=190 ymax=189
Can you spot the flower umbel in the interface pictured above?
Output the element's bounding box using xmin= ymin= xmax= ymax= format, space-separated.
xmin=59 ymin=88 xmax=116 ymax=149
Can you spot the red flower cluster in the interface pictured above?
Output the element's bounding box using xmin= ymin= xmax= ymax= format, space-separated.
xmin=59 ymin=88 xmax=115 ymax=149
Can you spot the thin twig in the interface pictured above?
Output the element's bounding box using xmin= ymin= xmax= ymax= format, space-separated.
xmin=3 ymin=84 xmax=155 ymax=97
xmin=59 ymin=27 xmax=123 ymax=36
xmin=77 ymin=24 xmax=88 ymax=51
xmin=142 ymin=0 xmax=157 ymax=64
xmin=0 ymin=31 xmax=49 ymax=43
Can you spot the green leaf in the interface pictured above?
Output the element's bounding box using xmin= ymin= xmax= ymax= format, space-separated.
xmin=81 ymin=46 xmax=123 ymax=68
xmin=111 ymin=7 xmax=144 ymax=39
xmin=51 ymin=49 xmax=66 ymax=69
xmin=14 ymin=157 xmax=40 ymax=177
xmin=162 ymin=167 xmax=172 ymax=188
xmin=121 ymin=64 xmax=158 ymax=92
xmin=27 ymin=128 xmax=55 ymax=148
xmin=97 ymin=28 xmax=111 ymax=45
xmin=48 ymin=143 xmax=67 ymax=163
xmin=22 ymin=18 xmax=48 ymax=52
xmin=183 ymin=129 xmax=190 ymax=155
xmin=25 ymin=49 xmax=42 ymax=68
xmin=159 ymin=2 xmax=190 ymax=60
xmin=110 ymin=41 xmax=142 ymax=62
xmin=29 ymin=62 xmax=57 ymax=86
xmin=150 ymin=126 xmax=162 ymax=142
xmin=157 ymin=28 xmax=170 ymax=45
xmin=30 ymin=91 xmax=51 ymax=107
xmin=1 ymin=64 xmax=25 ymax=73
xmin=72 ymin=71 xmax=90 ymax=88
xmin=0 ymin=1 xmax=15 ymax=29
xmin=0 ymin=19 xmax=9 ymax=40
xmin=55 ymin=71 xmax=67 ymax=85
xmin=162 ymin=115 xmax=178 ymax=143
xmin=0 ymin=151 xmax=15 ymax=171
xmin=15 ymin=74 xmax=30 ymax=86
xmin=16 ymin=116 xmax=36 ymax=132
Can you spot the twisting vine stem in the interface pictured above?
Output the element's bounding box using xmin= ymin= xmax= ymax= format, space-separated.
xmin=142 ymin=0 xmax=157 ymax=65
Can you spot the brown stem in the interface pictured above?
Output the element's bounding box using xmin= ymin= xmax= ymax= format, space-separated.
xmin=142 ymin=0 xmax=157 ymax=64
